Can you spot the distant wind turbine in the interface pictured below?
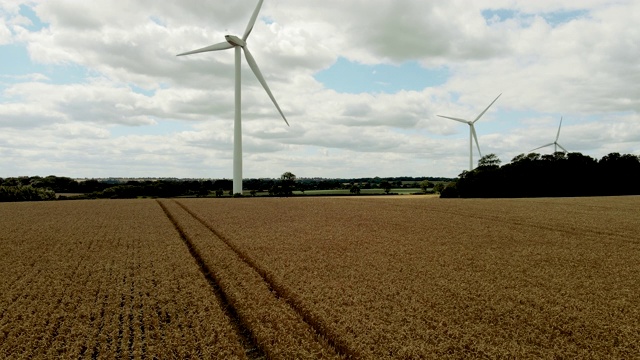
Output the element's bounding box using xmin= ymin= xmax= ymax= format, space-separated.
xmin=438 ymin=93 xmax=502 ymax=171
xmin=530 ymin=117 xmax=568 ymax=153
xmin=177 ymin=0 xmax=288 ymax=195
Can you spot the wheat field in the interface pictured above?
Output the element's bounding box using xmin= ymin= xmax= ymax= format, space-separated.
xmin=1 ymin=196 xmax=638 ymax=358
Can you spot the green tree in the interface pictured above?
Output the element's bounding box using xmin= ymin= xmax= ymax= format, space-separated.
xmin=196 ymin=187 xmax=209 ymax=197
xmin=433 ymin=182 xmax=445 ymax=194
xmin=478 ymin=153 xmax=501 ymax=168
xmin=350 ymin=185 xmax=361 ymax=195
xmin=279 ymin=172 xmax=296 ymax=197
xmin=419 ymin=180 xmax=431 ymax=193
xmin=380 ymin=181 xmax=392 ymax=194
xmin=281 ymin=172 xmax=296 ymax=182
xmin=439 ymin=182 xmax=459 ymax=198
xmin=0 ymin=185 xmax=55 ymax=202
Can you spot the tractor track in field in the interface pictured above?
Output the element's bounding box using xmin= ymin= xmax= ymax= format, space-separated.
xmin=163 ymin=199 xmax=349 ymax=359
xmin=157 ymin=200 xmax=266 ymax=360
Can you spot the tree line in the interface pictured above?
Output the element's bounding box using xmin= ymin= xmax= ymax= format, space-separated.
xmin=10 ymin=151 xmax=638 ymax=202
xmin=441 ymin=152 xmax=640 ymax=198
xmin=0 ymin=174 xmax=446 ymax=202
xmin=0 ymin=185 xmax=56 ymax=202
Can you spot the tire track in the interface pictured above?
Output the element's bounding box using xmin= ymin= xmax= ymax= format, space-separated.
xmin=157 ymin=200 xmax=265 ymax=360
xmin=160 ymin=199 xmax=345 ymax=359
xmin=173 ymin=199 xmax=353 ymax=359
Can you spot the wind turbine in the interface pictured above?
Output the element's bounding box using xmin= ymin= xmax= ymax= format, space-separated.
xmin=437 ymin=93 xmax=502 ymax=171
xmin=530 ymin=117 xmax=568 ymax=153
xmin=177 ymin=0 xmax=288 ymax=195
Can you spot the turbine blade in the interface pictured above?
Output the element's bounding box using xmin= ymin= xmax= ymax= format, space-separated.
xmin=177 ymin=41 xmax=234 ymax=56
xmin=530 ymin=143 xmax=554 ymax=152
xmin=243 ymin=47 xmax=289 ymax=126
xmin=437 ymin=115 xmax=471 ymax=124
xmin=243 ymin=0 xmax=264 ymax=41
xmin=473 ymin=93 xmax=502 ymax=123
xmin=471 ymin=125 xmax=482 ymax=157
xmin=557 ymin=143 xmax=568 ymax=153
xmin=555 ymin=116 xmax=563 ymax=142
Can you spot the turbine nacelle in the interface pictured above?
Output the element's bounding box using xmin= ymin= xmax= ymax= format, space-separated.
xmin=530 ymin=117 xmax=568 ymax=153
xmin=437 ymin=93 xmax=502 ymax=171
xmin=225 ymin=35 xmax=246 ymax=47
xmin=177 ymin=0 xmax=287 ymax=194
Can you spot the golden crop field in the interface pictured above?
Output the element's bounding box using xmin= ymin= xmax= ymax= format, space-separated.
xmin=0 ymin=200 xmax=247 ymax=359
xmin=1 ymin=196 xmax=638 ymax=359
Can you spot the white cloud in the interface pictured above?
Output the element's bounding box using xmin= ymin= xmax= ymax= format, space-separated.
xmin=2 ymin=80 xmax=164 ymax=126
xmin=0 ymin=1 xmax=20 ymax=44
xmin=1 ymin=0 xmax=638 ymax=178
xmin=0 ymin=73 xmax=49 ymax=81
xmin=0 ymin=23 xmax=11 ymax=45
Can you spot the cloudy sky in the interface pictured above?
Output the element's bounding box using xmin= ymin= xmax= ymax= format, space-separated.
xmin=1 ymin=0 xmax=639 ymax=179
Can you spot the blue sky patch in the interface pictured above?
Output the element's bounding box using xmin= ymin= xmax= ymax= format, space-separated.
xmin=482 ymin=8 xmax=589 ymax=27
xmin=19 ymin=4 xmax=47 ymax=31
xmin=541 ymin=10 xmax=589 ymax=26
xmin=131 ymin=85 xmax=156 ymax=97
xmin=0 ymin=44 xmax=35 ymax=76
xmin=482 ymin=9 xmax=518 ymax=24
xmin=0 ymin=44 xmax=88 ymax=85
xmin=314 ymin=57 xmax=449 ymax=94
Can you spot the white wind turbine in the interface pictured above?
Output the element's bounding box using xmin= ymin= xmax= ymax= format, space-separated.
xmin=177 ymin=0 xmax=288 ymax=195
xmin=438 ymin=93 xmax=502 ymax=171
xmin=530 ymin=117 xmax=568 ymax=153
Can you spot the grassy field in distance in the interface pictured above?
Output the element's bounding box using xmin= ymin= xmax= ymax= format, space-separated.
xmin=249 ymin=187 xmax=426 ymax=196
xmin=295 ymin=187 xmax=423 ymax=195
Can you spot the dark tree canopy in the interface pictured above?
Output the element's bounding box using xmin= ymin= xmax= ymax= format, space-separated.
xmin=448 ymin=152 xmax=640 ymax=198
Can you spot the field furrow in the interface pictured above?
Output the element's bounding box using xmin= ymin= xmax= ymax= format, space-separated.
xmin=1 ymin=196 xmax=638 ymax=358
xmin=158 ymin=199 xmax=342 ymax=359
xmin=0 ymin=200 xmax=247 ymax=359
xmin=178 ymin=196 xmax=640 ymax=359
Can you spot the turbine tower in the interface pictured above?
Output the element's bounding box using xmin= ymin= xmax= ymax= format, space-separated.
xmin=438 ymin=93 xmax=502 ymax=171
xmin=530 ymin=117 xmax=568 ymax=153
xmin=177 ymin=0 xmax=288 ymax=195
